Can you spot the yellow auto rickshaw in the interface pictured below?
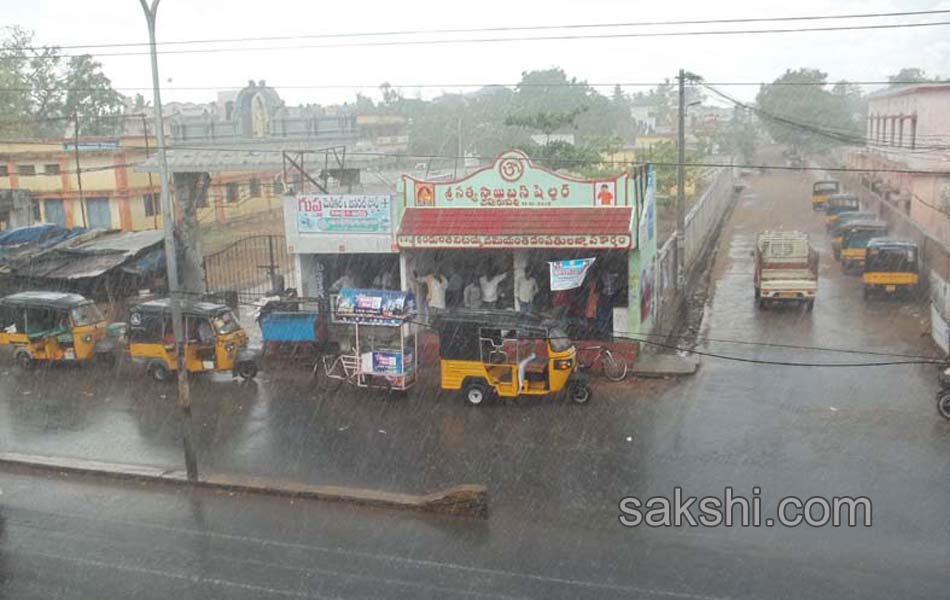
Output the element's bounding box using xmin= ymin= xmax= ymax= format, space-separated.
xmin=0 ymin=291 xmax=122 ymax=369
xmin=825 ymin=193 xmax=860 ymax=228
xmin=839 ymin=220 xmax=889 ymax=273
xmin=830 ymin=211 xmax=877 ymax=258
xmin=435 ymin=309 xmax=591 ymax=405
xmin=812 ymin=180 xmax=839 ymax=211
xmin=862 ymin=238 xmax=919 ymax=299
xmin=128 ymin=298 xmax=258 ymax=381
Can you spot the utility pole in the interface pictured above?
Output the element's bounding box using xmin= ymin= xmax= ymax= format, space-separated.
xmin=139 ymin=0 xmax=198 ymax=481
xmin=676 ymin=69 xmax=686 ymax=291
xmin=141 ymin=113 xmax=158 ymax=229
xmin=72 ymin=112 xmax=88 ymax=228
xmin=675 ymin=69 xmax=702 ymax=292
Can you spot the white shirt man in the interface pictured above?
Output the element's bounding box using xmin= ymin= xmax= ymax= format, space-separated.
xmin=479 ymin=272 xmax=508 ymax=306
xmin=517 ymin=274 xmax=539 ymax=312
xmin=418 ymin=273 xmax=448 ymax=309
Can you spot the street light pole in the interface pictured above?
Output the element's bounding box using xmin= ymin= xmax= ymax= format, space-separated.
xmin=139 ymin=0 xmax=197 ymax=481
xmin=676 ymin=68 xmax=687 ymax=291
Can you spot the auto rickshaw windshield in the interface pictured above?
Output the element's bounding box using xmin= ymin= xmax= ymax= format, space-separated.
xmin=212 ymin=310 xmax=241 ymax=334
xmin=549 ymin=327 xmax=572 ymax=352
xmin=867 ymin=247 xmax=917 ymax=272
xmin=70 ymin=303 xmax=103 ymax=327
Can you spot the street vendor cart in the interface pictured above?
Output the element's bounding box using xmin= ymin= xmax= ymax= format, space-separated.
xmin=319 ymin=288 xmax=417 ymax=394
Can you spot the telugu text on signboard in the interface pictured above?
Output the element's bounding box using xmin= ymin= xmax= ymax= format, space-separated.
xmin=296 ymin=194 xmax=391 ymax=234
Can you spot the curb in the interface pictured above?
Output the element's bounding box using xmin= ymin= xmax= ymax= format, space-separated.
xmin=0 ymin=451 xmax=488 ymax=518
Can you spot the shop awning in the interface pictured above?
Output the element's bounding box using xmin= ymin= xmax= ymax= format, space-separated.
xmin=396 ymin=208 xmax=633 ymax=250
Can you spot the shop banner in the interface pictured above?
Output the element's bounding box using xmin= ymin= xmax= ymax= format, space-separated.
xmin=296 ymin=195 xmax=391 ymax=234
xmin=332 ymin=288 xmax=415 ymax=326
xmin=549 ymin=258 xmax=596 ymax=291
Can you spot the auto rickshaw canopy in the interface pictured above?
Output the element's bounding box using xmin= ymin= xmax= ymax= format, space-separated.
xmin=813 ymin=181 xmax=839 ymax=194
xmin=0 ymin=291 xmax=93 ymax=310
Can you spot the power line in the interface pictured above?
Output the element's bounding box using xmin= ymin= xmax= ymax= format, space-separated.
xmin=16 ymin=8 xmax=950 ymax=52
xmin=705 ymin=83 xmax=950 ymax=152
xmin=1 ymin=80 xmax=949 ymax=94
xmin=5 ymin=19 xmax=950 ymax=60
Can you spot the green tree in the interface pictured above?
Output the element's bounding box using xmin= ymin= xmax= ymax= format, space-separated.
xmin=0 ymin=26 xmax=125 ymax=137
xmin=888 ymin=67 xmax=933 ymax=86
xmin=63 ymin=55 xmax=123 ymax=135
xmin=756 ymin=68 xmax=862 ymax=154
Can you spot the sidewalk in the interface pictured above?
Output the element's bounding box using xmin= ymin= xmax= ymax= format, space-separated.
xmin=630 ymin=352 xmax=700 ymax=377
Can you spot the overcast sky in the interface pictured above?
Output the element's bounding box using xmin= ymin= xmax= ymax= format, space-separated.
xmin=9 ymin=0 xmax=950 ymax=107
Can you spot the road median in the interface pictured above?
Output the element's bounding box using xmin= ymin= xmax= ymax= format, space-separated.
xmin=0 ymin=451 xmax=488 ymax=518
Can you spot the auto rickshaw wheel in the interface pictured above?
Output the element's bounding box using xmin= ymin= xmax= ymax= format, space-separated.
xmin=462 ymin=380 xmax=488 ymax=406
xmin=937 ymin=391 xmax=950 ymax=420
xmin=148 ymin=360 xmax=172 ymax=382
xmin=15 ymin=350 xmax=35 ymax=370
xmin=236 ymin=362 xmax=258 ymax=380
xmin=568 ymin=382 xmax=592 ymax=405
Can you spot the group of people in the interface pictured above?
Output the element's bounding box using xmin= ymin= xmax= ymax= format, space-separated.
xmin=413 ymin=269 xmax=516 ymax=312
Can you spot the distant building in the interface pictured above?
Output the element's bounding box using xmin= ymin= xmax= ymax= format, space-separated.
xmin=0 ymin=137 xmax=161 ymax=231
xmin=849 ymin=84 xmax=950 ymax=242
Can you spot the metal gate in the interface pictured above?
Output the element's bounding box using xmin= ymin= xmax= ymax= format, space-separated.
xmin=203 ymin=234 xmax=296 ymax=303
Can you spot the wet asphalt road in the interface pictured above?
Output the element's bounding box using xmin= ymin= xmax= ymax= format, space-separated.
xmin=2 ymin=164 xmax=950 ymax=598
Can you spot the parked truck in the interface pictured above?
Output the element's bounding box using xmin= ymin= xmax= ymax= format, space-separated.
xmin=753 ymin=230 xmax=819 ymax=310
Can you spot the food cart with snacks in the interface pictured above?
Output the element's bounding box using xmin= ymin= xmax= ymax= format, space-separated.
xmin=320 ymin=288 xmax=417 ymax=393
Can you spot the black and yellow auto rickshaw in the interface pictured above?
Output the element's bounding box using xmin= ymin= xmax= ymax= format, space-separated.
xmin=0 ymin=291 xmax=122 ymax=369
xmin=830 ymin=211 xmax=877 ymax=258
xmin=128 ymin=298 xmax=258 ymax=381
xmin=862 ymin=238 xmax=919 ymax=299
xmin=839 ymin=220 xmax=889 ymax=273
xmin=825 ymin=193 xmax=860 ymax=228
xmin=435 ymin=309 xmax=591 ymax=406
xmin=812 ymin=180 xmax=839 ymax=211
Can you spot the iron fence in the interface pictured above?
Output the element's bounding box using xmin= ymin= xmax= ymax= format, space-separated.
xmin=203 ymin=234 xmax=296 ymax=304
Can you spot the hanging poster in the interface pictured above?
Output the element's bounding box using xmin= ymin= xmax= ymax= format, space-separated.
xmin=332 ymin=288 xmax=415 ymax=326
xmin=549 ymin=258 xmax=596 ymax=291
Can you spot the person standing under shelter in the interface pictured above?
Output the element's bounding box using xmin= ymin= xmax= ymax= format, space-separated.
xmin=480 ymin=270 xmax=508 ymax=309
xmin=463 ymin=277 xmax=482 ymax=309
xmin=516 ymin=268 xmax=539 ymax=313
xmin=415 ymin=271 xmax=448 ymax=311
xmin=446 ymin=272 xmax=464 ymax=308
xmin=584 ymin=277 xmax=600 ymax=336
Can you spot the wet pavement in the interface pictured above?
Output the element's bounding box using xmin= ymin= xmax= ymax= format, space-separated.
xmin=3 ymin=162 xmax=950 ymax=598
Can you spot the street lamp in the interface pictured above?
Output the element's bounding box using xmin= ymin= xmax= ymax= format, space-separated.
xmin=139 ymin=0 xmax=197 ymax=481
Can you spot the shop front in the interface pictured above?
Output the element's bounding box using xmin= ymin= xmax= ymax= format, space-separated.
xmin=283 ymin=193 xmax=401 ymax=300
xmin=395 ymin=150 xmax=657 ymax=346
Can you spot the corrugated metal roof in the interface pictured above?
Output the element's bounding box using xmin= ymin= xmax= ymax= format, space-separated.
xmin=6 ymin=229 xmax=165 ymax=281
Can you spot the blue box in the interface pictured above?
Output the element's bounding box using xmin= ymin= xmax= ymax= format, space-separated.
xmin=260 ymin=312 xmax=318 ymax=342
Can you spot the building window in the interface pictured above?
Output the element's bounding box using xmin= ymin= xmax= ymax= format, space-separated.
xmin=44 ymin=163 xmax=60 ymax=175
xmin=17 ymin=165 xmax=35 ymax=176
xmin=143 ymin=192 xmax=158 ymax=218
xmin=226 ymin=182 xmax=239 ymax=204
xmin=249 ymin=178 xmax=261 ymax=197
xmin=32 ymin=200 xmax=41 ymax=222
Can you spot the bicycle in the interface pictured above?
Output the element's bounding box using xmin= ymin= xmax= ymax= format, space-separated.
xmin=576 ymin=344 xmax=628 ymax=382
